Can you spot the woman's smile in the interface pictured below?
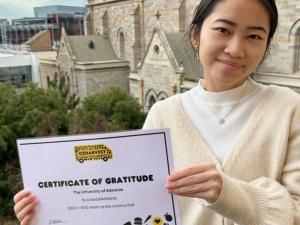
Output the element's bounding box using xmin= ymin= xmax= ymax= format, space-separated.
xmin=216 ymin=58 xmax=245 ymax=71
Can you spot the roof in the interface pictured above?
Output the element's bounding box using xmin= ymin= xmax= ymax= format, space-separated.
xmin=165 ymin=32 xmax=202 ymax=80
xmin=24 ymin=30 xmax=49 ymax=44
xmin=67 ymin=35 xmax=119 ymax=62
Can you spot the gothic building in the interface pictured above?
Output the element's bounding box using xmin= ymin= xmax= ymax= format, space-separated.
xmin=39 ymin=27 xmax=129 ymax=98
xmin=84 ymin=0 xmax=300 ymax=108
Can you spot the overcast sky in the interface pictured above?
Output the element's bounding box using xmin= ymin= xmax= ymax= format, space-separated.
xmin=0 ymin=0 xmax=86 ymax=21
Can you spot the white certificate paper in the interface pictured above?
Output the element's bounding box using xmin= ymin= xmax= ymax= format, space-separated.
xmin=17 ymin=128 xmax=181 ymax=225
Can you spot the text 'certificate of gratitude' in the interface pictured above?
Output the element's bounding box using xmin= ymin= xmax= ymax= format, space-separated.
xmin=17 ymin=128 xmax=181 ymax=225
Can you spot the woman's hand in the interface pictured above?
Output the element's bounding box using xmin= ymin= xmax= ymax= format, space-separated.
xmin=165 ymin=163 xmax=223 ymax=203
xmin=14 ymin=190 xmax=39 ymax=225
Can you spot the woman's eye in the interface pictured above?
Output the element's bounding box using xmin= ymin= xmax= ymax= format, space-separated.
xmin=216 ymin=27 xmax=229 ymax=34
xmin=248 ymin=34 xmax=262 ymax=40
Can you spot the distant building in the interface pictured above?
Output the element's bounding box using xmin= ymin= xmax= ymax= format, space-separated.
xmin=34 ymin=5 xmax=84 ymax=17
xmin=0 ymin=19 xmax=9 ymax=44
xmin=1 ymin=5 xmax=85 ymax=47
xmin=22 ymin=30 xmax=52 ymax=52
xmin=39 ymin=27 xmax=130 ymax=98
xmin=0 ymin=50 xmax=38 ymax=86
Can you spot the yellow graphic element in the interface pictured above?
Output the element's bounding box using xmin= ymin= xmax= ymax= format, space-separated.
xmin=75 ymin=144 xmax=113 ymax=163
xmin=152 ymin=216 xmax=163 ymax=225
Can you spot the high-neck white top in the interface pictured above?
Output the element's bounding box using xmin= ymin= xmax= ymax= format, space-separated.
xmin=181 ymin=78 xmax=268 ymax=162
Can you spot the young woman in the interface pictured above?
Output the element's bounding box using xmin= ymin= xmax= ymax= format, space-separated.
xmin=14 ymin=0 xmax=300 ymax=225
xmin=144 ymin=0 xmax=300 ymax=224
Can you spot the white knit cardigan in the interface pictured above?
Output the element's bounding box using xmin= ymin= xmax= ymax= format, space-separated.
xmin=143 ymin=85 xmax=300 ymax=225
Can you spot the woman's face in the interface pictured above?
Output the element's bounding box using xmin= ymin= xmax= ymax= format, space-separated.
xmin=196 ymin=0 xmax=270 ymax=91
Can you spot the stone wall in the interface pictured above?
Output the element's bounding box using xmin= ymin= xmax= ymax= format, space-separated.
xmin=257 ymin=0 xmax=300 ymax=75
xmin=88 ymin=0 xmax=186 ymax=71
xmin=92 ymin=1 xmax=142 ymax=70
xmin=88 ymin=0 xmax=300 ymax=95
xmin=141 ymin=33 xmax=180 ymax=110
xmin=57 ymin=35 xmax=76 ymax=95
xmin=129 ymin=71 xmax=141 ymax=100
xmin=39 ymin=61 xmax=58 ymax=88
xmin=76 ymin=66 xmax=130 ymax=98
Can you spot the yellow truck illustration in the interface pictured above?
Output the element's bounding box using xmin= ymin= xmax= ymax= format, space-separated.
xmin=75 ymin=144 xmax=113 ymax=163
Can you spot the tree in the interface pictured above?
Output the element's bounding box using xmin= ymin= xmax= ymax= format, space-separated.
xmin=0 ymin=83 xmax=69 ymax=220
xmin=69 ymin=86 xmax=146 ymax=134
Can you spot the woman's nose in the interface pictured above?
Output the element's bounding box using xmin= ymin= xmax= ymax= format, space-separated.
xmin=224 ymin=37 xmax=245 ymax=58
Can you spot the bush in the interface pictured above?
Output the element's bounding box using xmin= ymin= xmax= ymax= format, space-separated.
xmin=69 ymin=86 xmax=146 ymax=133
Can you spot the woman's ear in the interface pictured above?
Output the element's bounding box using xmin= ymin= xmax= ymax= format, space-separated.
xmin=190 ymin=30 xmax=199 ymax=49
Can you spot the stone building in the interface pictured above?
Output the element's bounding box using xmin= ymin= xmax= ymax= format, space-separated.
xmin=85 ymin=0 xmax=300 ymax=108
xmin=85 ymin=0 xmax=197 ymax=71
xmin=252 ymin=0 xmax=300 ymax=92
xmin=130 ymin=28 xmax=202 ymax=111
xmin=39 ymin=27 xmax=129 ymax=98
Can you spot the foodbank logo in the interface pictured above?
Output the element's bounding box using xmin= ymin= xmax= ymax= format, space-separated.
xmin=123 ymin=213 xmax=173 ymax=225
xmin=74 ymin=144 xmax=113 ymax=163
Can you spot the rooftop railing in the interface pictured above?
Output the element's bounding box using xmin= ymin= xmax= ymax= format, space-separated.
xmin=0 ymin=44 xmax=30 ymax=55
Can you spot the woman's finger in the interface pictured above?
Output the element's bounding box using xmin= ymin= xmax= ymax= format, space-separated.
xmin=166 ymin=170 xmax=214 ymax=189
xmin=170 ymin=181 xmax=222 ymax=203
xmin=15 ymin=195 xmax=38 ymax=222
xmin=167 ymin=178 xmax=220 ymax=195
xmin=14 ymin=193 xmax=36 ymax=215
xmin=168 ymin=163 xmax=216 ymax=181
xmin=14 ymin=190 xmax=31 ymax=204
xmin=20 ymin=210 xmax=35 ymax=225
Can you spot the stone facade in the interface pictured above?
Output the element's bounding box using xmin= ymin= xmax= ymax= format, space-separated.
xmin=86 ymin=0 xmax=200 ymax=71
xmin=252 ymin=0 xmax=300 ymax=92
xmin=86 ymin=0 xmax=300 ymax=105
xmin=57 ymin=31 xmax=77 ymax=95
xmin=130 ymin=28 xmax=202 ymax=111
xmin=38 ymin=57 xmax=58 ymax=89
xmin=39 ymin=27 xmax=130 ymax=99
xmin=75 ymin=64 xmax=130 ymax=98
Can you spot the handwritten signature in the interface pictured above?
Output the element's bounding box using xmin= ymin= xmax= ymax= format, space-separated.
xmin=49 ymin=219 xmax=67 ymax=225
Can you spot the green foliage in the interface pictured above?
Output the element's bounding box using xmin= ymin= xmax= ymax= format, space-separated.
xmin=70 ymin=86 xmax=146 ymax=133
xmin=0 ymin=84 xmax=146 ymax=222
xmin=0 ymin=83 xmax=69 ymax=219
xmin=48 ymin=72 xmax=80 ymax=110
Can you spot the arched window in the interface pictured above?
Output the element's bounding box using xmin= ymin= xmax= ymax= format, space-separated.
xmin=148 ymin=95 xmax=156 ymax=109
xmin=145 ymin=89 xmax=158 ymax=111
xmin=289 ymin=19 xmax=300 ymax=72
xmin=119 ymin=31 xmax=125 ymax=59
xmin=157 ymin=91 xmax=168 ymax=101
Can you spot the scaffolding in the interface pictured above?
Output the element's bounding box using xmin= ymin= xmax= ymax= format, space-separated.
xmin=0 ymin=44 xmax=30 ymax=55
xmin=0 ymin=22 xmax=8 ymax=44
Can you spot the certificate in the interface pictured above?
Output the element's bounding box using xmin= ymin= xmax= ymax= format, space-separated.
xmin=17 ymin=128 xmax=181 ymax=225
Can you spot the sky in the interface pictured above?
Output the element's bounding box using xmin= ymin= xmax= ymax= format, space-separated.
xmin=0 ymin=0 xmax=86 ymax=21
